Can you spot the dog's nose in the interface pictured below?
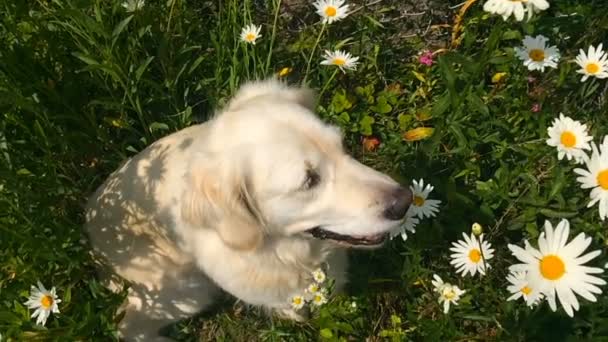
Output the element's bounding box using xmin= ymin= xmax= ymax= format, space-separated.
xmin=382 ymin=186 xmax=412 ymax=220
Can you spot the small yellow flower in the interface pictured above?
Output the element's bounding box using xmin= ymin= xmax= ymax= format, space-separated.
xmin=278 ymin=67 xmax=292 ymax=77
xmin=311 ymin=292 xmax=328 ymax=306
xmin=240 ymin=24 xmax=262 ymax=44
xmin=290 ymin=294 xmax=305 ymax=310
xmin=491 ymin=72 xmax=507 ymax=83
xmin=306 ymin=283 xmax=321 ymax=294
xmin=403 ymin=127 xmax=434 ymax=142
xmin=312 ymin=268 xmax=326 ymax=283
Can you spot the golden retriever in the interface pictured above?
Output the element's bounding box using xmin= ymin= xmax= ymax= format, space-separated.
xmin=85 ymin=79 xmax=412 ymax=341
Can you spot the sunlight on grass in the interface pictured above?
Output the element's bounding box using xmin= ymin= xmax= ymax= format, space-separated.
xmin=1 ymin=0 xmax=608 ymax=340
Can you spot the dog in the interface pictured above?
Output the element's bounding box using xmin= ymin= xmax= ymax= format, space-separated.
xmin=85 ymin=79 xmax=412 ymax=341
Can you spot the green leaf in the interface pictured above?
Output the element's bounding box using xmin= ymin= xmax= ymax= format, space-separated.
xmin=539 ymin=208 xmax=578 ymax=219
xmin=466 ymin=92 xmax=489 ymax=116
xmin=135 ymin=56 xmax=155 ymax=82
xmin=320 ymin=328 xmax=333 ymax=339
xmin=359 ymin=116 xmax=375 ymax=136
xmin=149 ymin=122 xmax=170 ymax=133
xmin=337 ymin=112 xmax=350 ymax=125
xmin=431 ymin=92 xmax=451 ymax=117
xmin=370 ymin=96 xmax=392 ymax=114
xmin=330 ymin=90 xmax=353 ymax=113
xmin=72 ymin=52 xmax=99 ymax=66
xmin=463 ymin=315 xmax=494 ymax=322
xmin=112 ymin=15 xmax=134 ymax=38
xmin=437 ymin=55 xmax=456 ymax=91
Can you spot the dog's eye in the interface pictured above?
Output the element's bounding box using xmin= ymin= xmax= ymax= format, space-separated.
xmin=303 ymin=169 xmax=321 ymax=190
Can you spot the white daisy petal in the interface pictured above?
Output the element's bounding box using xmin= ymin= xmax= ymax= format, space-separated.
xmin=575 ymin=44 xmax=608 ymax=81
xmin=507 ymin=219 xmax=605 ymax=317
xmin=483 ymin=0 xmax=549 ymax=21
xmin=546 ymin=114 xmax=592 ymax=164
xmin=240 ymin=24 xmax=262 ymax=44
xmin=313 ymin=0 xmax=349 ymax=24
xmin=515 ymin=35 xmax=560 ymax=72
xmin=320 ymin=49 xmax=359 ymax=72
xmin=409 ymin=179 xmax=442 ymax=219
xmin=24 ymin=282 xmax=61 ymax=326
xmin=432 ymin=275 xmax=464 ymax=314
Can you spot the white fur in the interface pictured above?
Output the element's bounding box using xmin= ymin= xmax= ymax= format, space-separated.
xmin=85 ymin=79 xmax=406 ymax=341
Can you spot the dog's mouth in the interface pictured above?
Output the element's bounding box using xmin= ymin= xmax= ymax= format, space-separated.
xmin=306 ymin=227 xmax=389 ymax=246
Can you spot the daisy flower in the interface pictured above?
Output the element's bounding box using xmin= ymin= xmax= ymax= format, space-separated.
xmin=320 ymin=50 xmax=359 ymax=72
xmin=312 ymin=268 xmax=326 ymax=284
xmin=574 ymin=136 xmax=608 ymax=220
xmin=506 ymin=270 xmax=543 ymax=307
xmin=515 ymin=35 xmax=560 ymax=72
xmin=290 ymin=294 xmax=306 ymax=310
xmin=546 ymin=113 xmax=592 ymax=163
xmin=483 ymin=0 xmax=549 ymax=21
xmin=575 ymin=44 xmax=608 ymax=82
xmin=306 ymin=282 xmax=322 ymax=296
xmin=431 ymin=275 xmax=466 ymax=314
xmin=508 ymin=219 xmax=606 ymax=317
xmin=240 ymin=24 xmax=262 ymax=45
xmin=408 ymin=179 xmax=441 ymax=219
xmin=450 ymin=232 xmax=495 ymax=277
xmin=24 ymin=281 xmax=61 ymax=326
xmin=389 ymin=209 xmax=420 ymax=241
xmin=313 ymin=0 xmax=349 ymax=24
xmin=311 ymin=292 xmax=328 ymax=306
xmin=121 ymin=0 xmax=145 ymax=12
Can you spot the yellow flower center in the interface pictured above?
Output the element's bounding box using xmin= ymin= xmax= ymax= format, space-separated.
xmin=333 ymin=58 xmax=346 ymax=66
xmin=325 ymin=6 xmax=337 ymax=17
xmin=539 ymin=254 xmax=565 ymax=280
xmin=586 ymin=62 xmax=600 ymax=74
xmin=597 ymin=169 xmax=608 ymax=190
xmin=293 ymin=297 xmax=302 ymax=305
xmin=245 ymin=33 xmax=256 ymax=42
xmin=521 ymin=286 xmax=532 ymax=295
xmin=413 ymin=195 xmax=425 ymax=207
xmin=560 ymin=131 xmax=576 ymax=148
xmin=314 ymin=295 xmax=322 ymax=302
xmin=40 ymin=295 xmax=54 ymax=309
xmin=444 ymin=289 xmax=456 ymax=300
xmin=468 ymin=248 xmax=482 ymax=263
xmin=528 ymin=49 xmax=545 ymax=62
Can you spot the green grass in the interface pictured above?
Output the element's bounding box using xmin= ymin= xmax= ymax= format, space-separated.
xmin=2 ymin=0 xmax=608 ymax=340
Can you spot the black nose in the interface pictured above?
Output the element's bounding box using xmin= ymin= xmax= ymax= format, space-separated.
xmin=382 ymin=186 xmax=412 ymax=220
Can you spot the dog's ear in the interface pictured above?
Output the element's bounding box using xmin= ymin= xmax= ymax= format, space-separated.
xmin=181 ymin=152 xmax=264 ymax=251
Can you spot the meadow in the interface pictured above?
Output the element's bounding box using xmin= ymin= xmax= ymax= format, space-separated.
xmin=2 ymin=0 xmax=608 ymax=340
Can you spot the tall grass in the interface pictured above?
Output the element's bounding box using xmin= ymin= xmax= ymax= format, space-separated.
xmin=1 ymin=0 xmax=608 ymax=340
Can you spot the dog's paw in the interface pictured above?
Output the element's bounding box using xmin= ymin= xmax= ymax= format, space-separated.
xmin=275 ymin=307 xmax=309 ymax=322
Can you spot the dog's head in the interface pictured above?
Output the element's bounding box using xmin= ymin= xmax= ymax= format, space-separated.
xmin=182 ymin=79 xmax=412 ymax=251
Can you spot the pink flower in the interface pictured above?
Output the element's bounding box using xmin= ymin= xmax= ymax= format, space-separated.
xmin=419 ymin=51 xmax=434 ymax=66
xmin=531 ymin=103 xmax=541 ymax=113
xmin=527 ymin=76 xmax=536 ymax=83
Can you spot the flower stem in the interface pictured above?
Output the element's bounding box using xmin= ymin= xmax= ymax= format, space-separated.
xmin=474 ymin=234 xmax=489 ymax=277
xmin=302 ymin=23 xmax=326 ymax=86
xmin=318 ymin=69 xmax=338 ymax=100
xmin=264 ymin=0 xmax=282 ymax=76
